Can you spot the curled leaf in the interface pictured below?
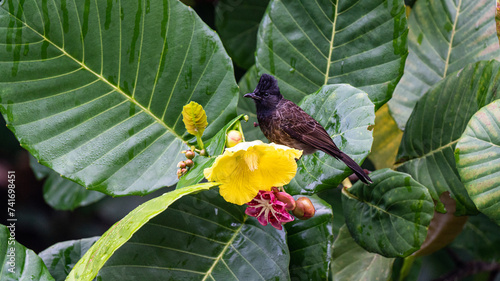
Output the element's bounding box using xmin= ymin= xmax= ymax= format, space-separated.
xmin=182 ymin=101 xmax=208 ymax=138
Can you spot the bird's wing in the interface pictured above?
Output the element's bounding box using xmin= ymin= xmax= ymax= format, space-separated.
xmin=279 ymin=100 xmax=341 ymax=156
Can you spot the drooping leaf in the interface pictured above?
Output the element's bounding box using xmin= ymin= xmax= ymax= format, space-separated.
xmin=368 ymin=104 xmax=403 ymax=169
xmin=39 ymin=237 xmax=100 ymax=281
xmin=176 ymin=114 xmax=246 ymax=189
xmin=98 ymin=188 xmax=290 ymax=280
xmin=455 ymin=99 xmax=500 ymax=225
xmin=182 ymin=101 xmax=208 ymax=139
xmin=331 ymin=225 xmax=394 ymax=281
xmin=30 ymin=155 xmax=106 ymax=210
xmin=286 ymin=84 xmax=375 ymax=195
xmin=66 ymin=182 xmax=217 ymax=281
xmin=341 ymin=169 xmax=434 ymax=258
xmin=388 ymin=0 xmax=500 ymax=129
xmin=0 ymin=0 xmax=238 ymax=197
xmin=237 ymin=65 xmax=267 ymax=142
xmin=215 ymin=0 xmax=269 ymax=69
xmin=396 ymin=60 xmax=500 ymax=216
xmin=0 ymin=224 xmax=55 ymax=281
xmin=43 ymin=173 xmax=106 ymax=211
xmin=286 ymin=195 xmax=334 ymax=280
xmin=256 ymin=0 xmax=408 ymax=108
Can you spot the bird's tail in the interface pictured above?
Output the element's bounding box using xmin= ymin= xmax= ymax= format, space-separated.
xmin=327 ymin=150 xmax=372 ymax=184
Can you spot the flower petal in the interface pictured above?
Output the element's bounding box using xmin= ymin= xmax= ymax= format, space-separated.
xmin=204 ymin=142 xmax=302 ymax=205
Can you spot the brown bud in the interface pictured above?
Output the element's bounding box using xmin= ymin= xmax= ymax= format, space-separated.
xmin=275 ymin=192 xmax=296 ymax=210
xmin=185 ymin=159 xmax=194 ymax=167
xmin=181 ymin=168 xmax=188 ymax=174
xmin=185 ymin=150 xmax=195 ymax=159
xmin=178 ymin=161 xmax=187 ymax=169
xmin=292 ymin=197 xmax=315 ymax=220
xmin=176 ymin=169 xmax=183 ymax=178
xmin=199 ymin=149 xmax=207 ymax=156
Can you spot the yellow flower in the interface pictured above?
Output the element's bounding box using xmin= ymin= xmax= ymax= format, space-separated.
xmin=204 ymin=140 xmax=302 ymax=205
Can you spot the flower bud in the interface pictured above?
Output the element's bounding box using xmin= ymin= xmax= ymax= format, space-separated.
xmin=199 ymin=149 xmax=207 ymax=156
xmin=177 ymin=161 xmax=186 ymax=168
xmin=185 ymin=159 xmax=194 ymax=167
xmin=185 ymin=150 xmax=195 ymax=159
xmin=275 ymin=192 xmax=296 ymax=210
xmin=226 ymin=130 xmax=243 ymax=148
xmin=243 ymin=115 xmax=249 ymax=122
xmin=292 ymin=197 xmax=315 ymax=220
xmin=176 ymin=169 xmax=183 ymax=178
xmin=181 ymin=168 xmax=188 ymax=174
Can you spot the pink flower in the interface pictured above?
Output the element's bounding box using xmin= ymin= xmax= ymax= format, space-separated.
xmin=245 ymin=190 xmax=294 ymax=230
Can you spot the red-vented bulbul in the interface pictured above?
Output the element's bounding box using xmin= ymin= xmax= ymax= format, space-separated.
xmin=244 ymin=74 xmax=372 ymax=184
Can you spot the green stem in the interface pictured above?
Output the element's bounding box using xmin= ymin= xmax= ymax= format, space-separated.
xmin=399 ymin=255 xmax=416 ymax=281
xmin=196 ymin=134 xmax=204 ymax=150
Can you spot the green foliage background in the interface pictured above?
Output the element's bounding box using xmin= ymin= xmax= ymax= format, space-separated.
xmin=0 ymin=0 xmax=499 ymax=280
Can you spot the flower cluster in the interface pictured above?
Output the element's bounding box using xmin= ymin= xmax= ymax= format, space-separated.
xmin=245 ymin=190 xmax=294 ymax=230
xmin=204 ymin=140 xmax=302 ymax=205
xmin=245 ymin=188 xmax=316 ymax=230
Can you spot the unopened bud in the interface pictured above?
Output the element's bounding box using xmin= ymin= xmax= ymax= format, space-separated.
xmin=243 ymin=115 xmax=249 ymax=122
xmin=177 ymin=169 xmax=183 ymax=178
xmin=292 ymin=197 xmax=315 ymax=220
xmin=185 ymin=150 xmax=195 ymax=159
xmin=185 ymin=159 xmax=194 ymax=167
xmin=178 ymin=161 xmax=187 ymax=168
xmin=275 ymin=192 xmax=296 ymax=210
xmin=226 ymin=130 xmax=243 ymax=148
xmin=181 ymin=168 xmax=188 ymax=174
xmin=199 ymin=149 xmax=207 ymax=156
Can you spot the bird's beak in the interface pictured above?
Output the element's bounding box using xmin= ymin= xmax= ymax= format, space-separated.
xmin=244 ymin=92 xmax=261 ymax=100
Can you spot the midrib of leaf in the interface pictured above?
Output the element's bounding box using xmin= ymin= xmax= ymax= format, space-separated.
xmin=202 ymin=216 xmax=247 ymax=281
xmin=395 ymin=139 xmax=460 ymax=168
xmin=324 ymin=1 xmax=338 ymax=85
xmin=2 ymin=7 xmax=185 ymax=142
xmin=342 ymin=185 xmax=425 ymax=226
xmin=442 ymin=0 xmax=462 ymax=77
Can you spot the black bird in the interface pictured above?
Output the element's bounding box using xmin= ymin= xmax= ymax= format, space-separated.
xmin=244 ymin=74 xmax=372 ymax=184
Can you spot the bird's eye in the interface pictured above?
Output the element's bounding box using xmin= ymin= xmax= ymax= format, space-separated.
xmin=263 ymin=92 xmax=269 ymax=97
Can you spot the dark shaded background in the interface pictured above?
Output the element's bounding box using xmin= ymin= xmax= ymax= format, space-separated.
xmin=0 ymin=0 xmax=243 ymax=254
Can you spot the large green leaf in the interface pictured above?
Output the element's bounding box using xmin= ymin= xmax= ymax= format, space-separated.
xmin=341 ymin=169 xmax=434 ymax=258
xmin=0 ymin=0 xmax=238 ymax=196
xmin=0 ymin=224 xmax=55 ymax=281
xmin=388 ymin=0 xmax=500 ymax=129
xmin=215 ymin=0 xmax=269 ymax=69
xmin=256 ymin=0 xmax=408 ymax=108
xmin=331 ymin=225 xmax=394 ymax=281
xmin=29 ymin=155 xmax=105 ymax=210
xmin=455 ymin=100 xmax=500 ymax=225
xmin=66 ymin=182 xmax=217 ymax=281
xmin=39 ymin=237 xmax=99 ymax=281
xmin=396 ymin=60 xmax=500 ymax=216
xmin=286 ymin=84 xmax=375 ymax=195
xmin=98 ymin=188 xmax=290 ymax=280
xmin=286 ymin=195 xmax=333 ymax=280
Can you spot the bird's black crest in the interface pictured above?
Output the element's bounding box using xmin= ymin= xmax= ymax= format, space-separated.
xmin=256 ymin=74 xmax=279 ymax=93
